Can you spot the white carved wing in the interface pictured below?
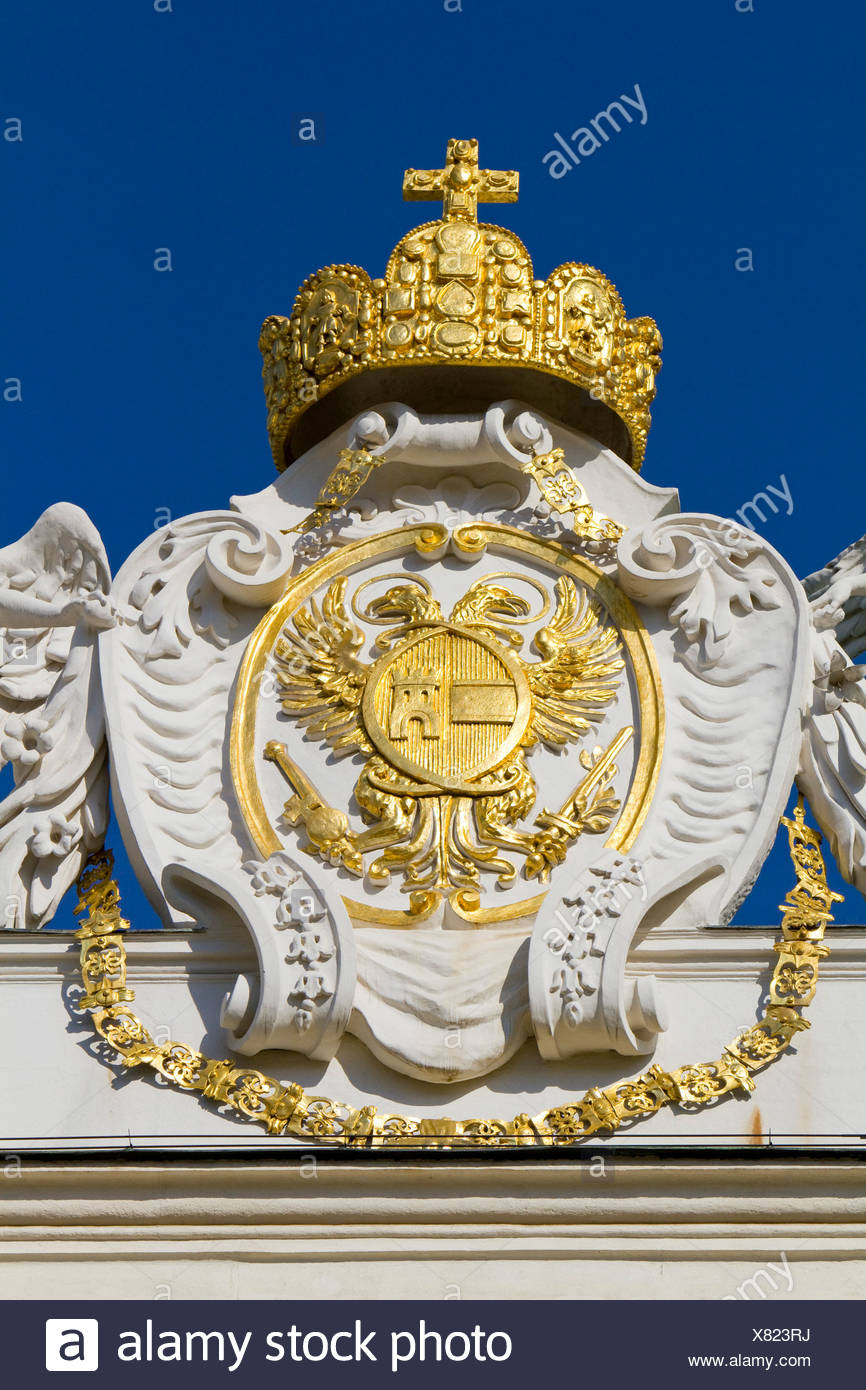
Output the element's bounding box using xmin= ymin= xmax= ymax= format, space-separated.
xmin=532 ymin=512 xmax=812 ymax=1061
xmin=798 ymin=532 xmax=866 ymax=897
xmin=100 ymin=513 xmax=292 ymax=927
xmin=616 ymin=514 xmax=805 ymax=917
xmin=0 ymin=503 xmax=113 ymax=928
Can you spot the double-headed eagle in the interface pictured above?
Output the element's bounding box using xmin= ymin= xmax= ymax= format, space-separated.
xmin=265 ymin=573 xmax=627 ymax=913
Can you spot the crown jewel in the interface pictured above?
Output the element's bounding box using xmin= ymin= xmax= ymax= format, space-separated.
xmin=260 ymin=139 xmax=662 ymax=471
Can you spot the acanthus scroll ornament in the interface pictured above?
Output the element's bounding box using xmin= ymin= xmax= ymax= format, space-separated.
xmin=129 ymin=513 xmax=294 ymax=664
xmin=204 ymin=517 xmax=293 ymax=607
xmin=618 ymin=513 xmax=782 ymax=668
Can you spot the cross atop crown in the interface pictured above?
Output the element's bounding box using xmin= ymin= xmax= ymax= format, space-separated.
xmin=402 ymin=139 xmax=519 ymax=224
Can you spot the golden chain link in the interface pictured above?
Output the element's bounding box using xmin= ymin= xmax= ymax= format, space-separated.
xmin=72 ymin=796 xmax=840 ymax=1147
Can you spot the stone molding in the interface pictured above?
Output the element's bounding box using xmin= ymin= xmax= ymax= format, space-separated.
xmin=1 ymin=1159 xmax=865 ymax=1299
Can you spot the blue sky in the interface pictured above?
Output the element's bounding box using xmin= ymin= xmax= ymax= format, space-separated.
xmin=2 ymin=0 xmax=863 ymax=924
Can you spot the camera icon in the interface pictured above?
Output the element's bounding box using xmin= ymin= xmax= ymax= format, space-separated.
xmin=45 ymin=1319 xmax=99 ymax=1372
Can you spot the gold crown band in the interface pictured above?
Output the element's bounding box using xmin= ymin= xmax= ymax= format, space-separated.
xmin=260 ymin=139 xmax=662 ymax=472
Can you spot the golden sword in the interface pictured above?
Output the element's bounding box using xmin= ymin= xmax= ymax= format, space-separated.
xmin=526 ymin=725 xmax=634 ymax=881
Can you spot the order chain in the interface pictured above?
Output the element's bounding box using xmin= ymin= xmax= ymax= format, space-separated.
xmin=71 ymin=796 xmax=840 ymax=1147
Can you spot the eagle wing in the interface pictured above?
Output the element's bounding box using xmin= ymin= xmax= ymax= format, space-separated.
xmin=527 ymin=577 xmax=624 ymax=748
xmin=273 ymin=577 xmax=372 ymax=755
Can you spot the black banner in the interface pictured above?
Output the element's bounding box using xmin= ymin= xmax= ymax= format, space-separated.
xmin=4 ymin=1300 xmax=854 ymax=1386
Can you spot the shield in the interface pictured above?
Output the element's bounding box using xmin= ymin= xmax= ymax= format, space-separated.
xmin=362 ymin=623 xmax=532 ymax=795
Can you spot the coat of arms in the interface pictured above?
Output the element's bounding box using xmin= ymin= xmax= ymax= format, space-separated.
xmin=1 ymin=141 xmax=863 ymax=1137
xmin=260 ymin=567 xmax=628 ymax=907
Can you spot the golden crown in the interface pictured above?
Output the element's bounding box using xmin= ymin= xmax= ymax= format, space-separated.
xmin=260 ymin=139 xmax=662 ymax=471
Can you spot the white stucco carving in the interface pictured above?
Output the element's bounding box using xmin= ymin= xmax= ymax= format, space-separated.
xmin=798 ymin=533 xmax=866 ymax=896
xmin=100 ymin=515 xmax=263 ymax=929
xmin=164 ymin=851 xmax=355 ymax=1060
xmin=0 ymin=407 xmax=842 ymax=1091
xmin=0 ymin=503 xmax=113 ymax=929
